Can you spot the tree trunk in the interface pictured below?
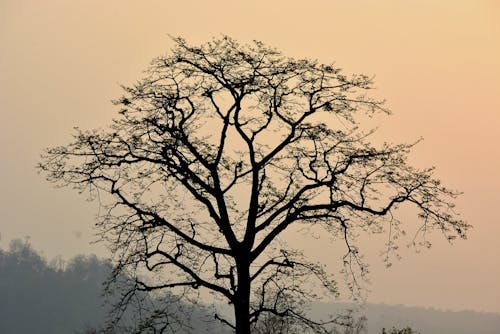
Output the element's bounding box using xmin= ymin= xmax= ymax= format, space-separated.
xmin=234 ymin=257 xmax=251 ymax=334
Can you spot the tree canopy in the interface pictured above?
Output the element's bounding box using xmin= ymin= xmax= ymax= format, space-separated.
xmin=39 ymin=36 xmax=468 ymax=334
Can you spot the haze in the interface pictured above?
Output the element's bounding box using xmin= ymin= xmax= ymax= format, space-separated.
xmin=1 ymin=0 xmax=499 ymax=314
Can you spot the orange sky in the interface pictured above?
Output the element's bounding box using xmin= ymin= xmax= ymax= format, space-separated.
xmin=1 ymin=0 xmax=499 ymax=313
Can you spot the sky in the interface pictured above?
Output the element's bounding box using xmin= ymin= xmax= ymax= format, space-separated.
xmin=1 ymin=0 xmax=499 ymax=314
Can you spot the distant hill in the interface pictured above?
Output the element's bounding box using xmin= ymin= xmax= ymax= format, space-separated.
xmin=310 ymin=302 xmax=500 ymax=334
xmin=1 ymin=239 xmax=499 ymax=333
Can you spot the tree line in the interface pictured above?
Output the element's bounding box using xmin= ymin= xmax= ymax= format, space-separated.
xmin=0 ymin=239 xmax=224 ymax=333
xmin=1 ymin=239 xmax=434 ymax=333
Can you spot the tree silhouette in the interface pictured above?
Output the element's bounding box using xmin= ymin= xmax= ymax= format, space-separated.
xmin=39 ymin=36 xmax=468 ymax=334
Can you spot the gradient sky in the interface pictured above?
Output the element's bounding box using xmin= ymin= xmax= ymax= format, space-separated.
xmin=1 ymin=0 xmax=499 ymax=314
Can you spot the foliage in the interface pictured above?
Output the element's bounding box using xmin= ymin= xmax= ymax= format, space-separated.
xmin=39 ymin=36 xmax=468 ymax=334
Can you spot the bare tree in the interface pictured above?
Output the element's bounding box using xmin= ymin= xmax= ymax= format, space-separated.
xmin=39 ymin=36 xmax=468 ymax=334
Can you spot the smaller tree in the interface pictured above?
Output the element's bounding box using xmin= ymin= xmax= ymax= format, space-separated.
xmin=252 ymin=306 xmax=367 ymax=334
xmin=381 ymin=327 xmax=421 ymax=334
xmin=253 ymin=314 xmax=296 ymax=334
